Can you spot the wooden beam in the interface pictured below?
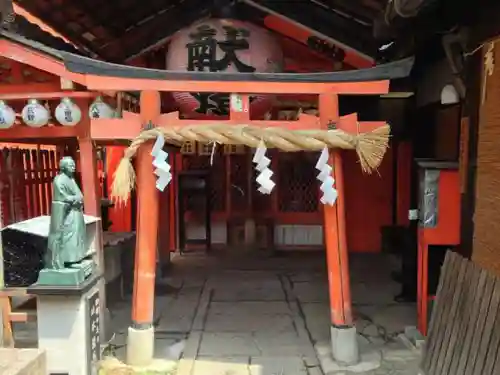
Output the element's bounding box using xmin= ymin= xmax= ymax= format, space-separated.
xmin=262 ymin=9 xmax=374 ymax=68
xmin=0 ymin=91 xmax=97 ymax=101
xmin=0 ymin=82 xmax=61 ymax=94
xmin=0 ymin=39 xmax=87 ymax=85
xmin=8 ymin=312 xmax=30 ymax=323
xmin=12 ymin=4 xmax=77 ymax=46
xmin=158 ymin=111 xmax=322 ymax=129
xmin=90 ymin=112 xmax=142 ymax=141
xmin=84 ymin=76 xmax=390 ymax=94
xmin=244 ymin=0 xmax=375 ymax=64
xmin=0 ymin=125 xmax=78 ymax=139
xmin=336 ymin=119 xmax=387 ymax=134
xmin=9 ymin=61 xmax=24 ymax=84
xmin=121 ymin=0 xmax=210 ymax=61
xmin=60 ymin=78 xmax=75 ymax=90
xmin=89 ymin=111 xmax=373 ymax=141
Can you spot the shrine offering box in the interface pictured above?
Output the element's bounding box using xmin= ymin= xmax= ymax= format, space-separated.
xmin=416 ymin=160 xmax=460 ymax=335
xmin=417 ymin=161 xmax=460 ymax=245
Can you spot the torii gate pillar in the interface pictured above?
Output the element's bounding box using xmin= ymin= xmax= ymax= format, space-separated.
xmin=319 ymin=93 xmax=358 ymax=365
xmin=126 ymin=91 xmax=161 ymax=366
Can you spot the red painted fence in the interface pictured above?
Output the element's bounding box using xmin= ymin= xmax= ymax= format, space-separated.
xmin=0 ymin=145 xmax=105 ymax=226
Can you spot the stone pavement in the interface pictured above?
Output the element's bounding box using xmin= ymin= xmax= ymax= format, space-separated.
xmin=12 ymin=252 xmax=420 ymax=375
xmin=105 ymin=252 xmax=421 ymax=375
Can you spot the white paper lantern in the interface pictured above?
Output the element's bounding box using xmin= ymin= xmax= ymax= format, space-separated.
xmin=0 ymin=100 xmax=16 ymax=129
xmin=55 ymin=97 xmax=82 ymax=126
xmin=89 ymin=96 xmax=115 ymax=119
xmin=21 ymin=99 xmax=50 ymax=127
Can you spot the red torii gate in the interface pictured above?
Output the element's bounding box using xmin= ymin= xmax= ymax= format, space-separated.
xmin=0 ymin=30 xmax=413 ymax=366
xmin=66 ymin=52 xmax=411 ymax=365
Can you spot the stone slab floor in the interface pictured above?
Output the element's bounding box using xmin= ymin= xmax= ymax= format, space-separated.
xmin=13 ymin=251 xmax=421 ymax=375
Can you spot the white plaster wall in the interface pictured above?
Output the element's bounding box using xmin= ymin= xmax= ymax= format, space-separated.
xmin=186 ymin=221 xmax=227 ymax=244
xmin=274 ymin=225 xmax=324 ymax=246
xmin=186 ymin=222 xmax=324 ymax=246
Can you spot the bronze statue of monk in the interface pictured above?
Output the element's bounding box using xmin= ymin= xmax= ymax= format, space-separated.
xmin=45 ymin=156 xmax=87 ymax=269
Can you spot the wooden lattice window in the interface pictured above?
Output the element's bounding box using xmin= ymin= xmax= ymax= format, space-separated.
xmin=224 ymin=144 xmax=245 ymax=155
xmin=229 ymin=154 xmax=249 ymax=212
xmin=197 ymin=142 xmax=214 ymax=156
xmin=277 ymin=152 xmax=319 ymax=213
xmin=181 ymin=141 xmax=195 ymax=155
xmin=182 ymin=154 xmax=226 ymax=212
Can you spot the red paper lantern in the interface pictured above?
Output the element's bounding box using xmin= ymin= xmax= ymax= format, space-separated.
xmin=166 ymin=19 xmax=284 ymax=119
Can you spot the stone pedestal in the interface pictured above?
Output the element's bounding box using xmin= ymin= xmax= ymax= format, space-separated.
xmin=331 ymin=325 xmax=359 ymax=365
xmin=28 ymin=273 xmax=102 ymax=375
xmin=126 ymin=326 xmax=155 ymax=366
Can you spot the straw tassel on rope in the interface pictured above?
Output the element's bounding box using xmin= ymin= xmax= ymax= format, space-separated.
xmin=111 ymin=123 xmax=390 ymax=203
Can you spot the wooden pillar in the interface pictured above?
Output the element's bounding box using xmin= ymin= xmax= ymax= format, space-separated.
xmin=158 ymin=167 xmax=171 ymax=272
xmin=0 ymin=196 xmax=12 ymax=348
xmin=171 ymin=154 xmax=183 ymax=251
xmin=127 ymin=91 xmax=161 ymax=366
xmin=77 ymin=99 xmax=107 ymax=341
xmin=79 ymin=138 xmax=100 ymax=217
xmin=319 ymin=93 xmax=358 ymax=364
xmin=230 ymin=95 xmax=256 ymax=247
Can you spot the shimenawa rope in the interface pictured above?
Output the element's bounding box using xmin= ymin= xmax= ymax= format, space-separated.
xmin=111 ymin=123 xmax=390 ymax=203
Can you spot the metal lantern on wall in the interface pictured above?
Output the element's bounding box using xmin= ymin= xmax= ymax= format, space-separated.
xmin=166 ymin=19 xmax=284 ymax=119
xmin=21 ymin=99 xmax=50 ymax=127
xmin=89 ymin=96 xmax=115 ymax=119
xmin=0 ymin=100 xmax=16 ymax=129
xmin=55 ymin=97 xmax=82 ymax=126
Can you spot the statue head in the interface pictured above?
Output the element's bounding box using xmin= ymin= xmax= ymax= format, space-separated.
xmin=60 ymin=156 xmax=76 ymax=176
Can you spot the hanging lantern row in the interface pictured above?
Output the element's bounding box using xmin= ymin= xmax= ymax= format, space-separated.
xmin=0 ymin=96 xmax=116 ymax=129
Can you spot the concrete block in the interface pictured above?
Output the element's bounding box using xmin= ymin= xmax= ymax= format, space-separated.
xmin=0 ymin=349 xmax=46 ymax=375
xmin=331 ymin=326 xmax=359 ymax=365
xmin=126 ymin=326 xmax=154 ymax=366
xmin=315 ymin=335 xmax=382 ymax=374
xmin=36 ymin=284 xmax=100 ymax=375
